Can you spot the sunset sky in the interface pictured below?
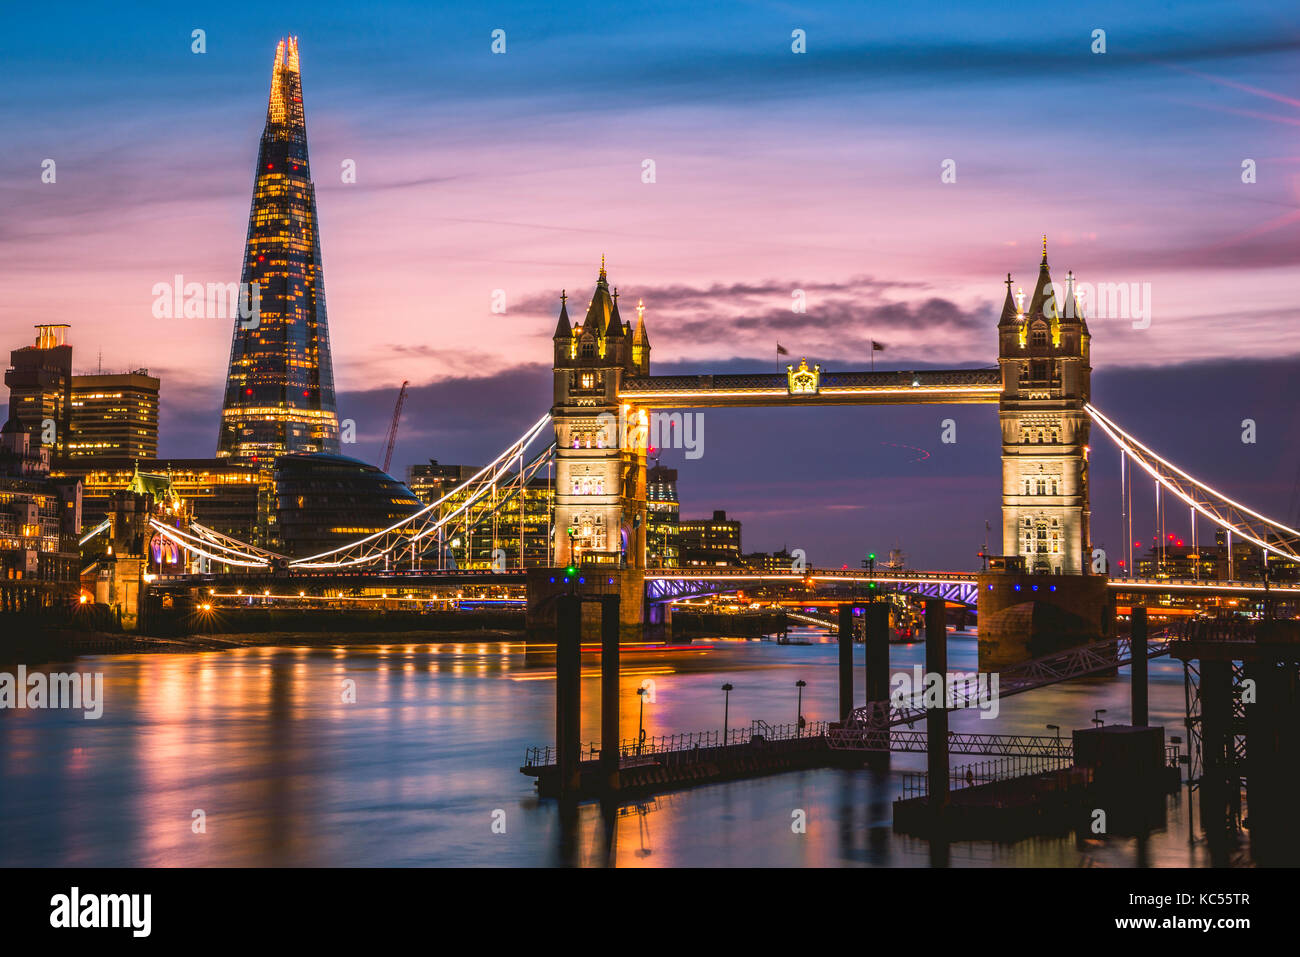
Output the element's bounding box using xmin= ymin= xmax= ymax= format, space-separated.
xmin=4 ymin=1 xmax=1300 ymax=567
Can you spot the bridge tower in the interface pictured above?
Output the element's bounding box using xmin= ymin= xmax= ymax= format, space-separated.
xmin=997 ymin=238 xmax=1092 ymax=575
xmin=550 ymin=259 xmax=650 ymax=574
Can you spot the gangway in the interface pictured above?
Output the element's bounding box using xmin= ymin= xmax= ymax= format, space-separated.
xmin=836 ymin=632 xmax=1173 ymax=735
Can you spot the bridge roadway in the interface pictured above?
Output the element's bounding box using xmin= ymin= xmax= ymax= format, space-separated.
xmin=645 ymin=567 xmax=1300 ymax=605
xmin=156 ymin=566 xmax=1300 ymax=605
xmin=618 ymin=368 xmax=1003 ymax=408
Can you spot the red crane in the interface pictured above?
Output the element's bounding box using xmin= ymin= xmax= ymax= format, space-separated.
xmin=381 ymin=380 xmax=409 ymax=474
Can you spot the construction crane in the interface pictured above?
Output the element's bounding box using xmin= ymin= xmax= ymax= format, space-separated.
xmin=380 ymin=380 xmax=409 ymax=474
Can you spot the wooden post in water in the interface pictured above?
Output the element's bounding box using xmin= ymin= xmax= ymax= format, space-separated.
xmin=838 ymin=603 xmax=854 ymax=720
xmin=925 ymin=598 xmax=949 ymax=811
xmin=600 ymin=595 xmax=621 ymax=792
xmin=1130 ymin=605 xmax=1148 ymax=727
xmin=556 ymin=595 xmax=582 ymax=796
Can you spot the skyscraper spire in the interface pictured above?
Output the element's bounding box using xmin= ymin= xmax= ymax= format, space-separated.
xmin=217 ymin=38 xmax=339 ymax=462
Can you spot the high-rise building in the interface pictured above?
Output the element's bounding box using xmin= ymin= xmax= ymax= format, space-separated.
xmin=679 ymin=510 xmax=742 ymax=566
xmin=407 ymin=460 xmax=478 ymax=504
xmin=407 ymin=460 xmax=555 ymax=568
xmin=998 ymin=239 xmax=1091 ymax=575
xmin=67 ymin=371 xmax=160 ymax=462
xmin=646 ymin=464 xmax=679 ymax=567
xmin=217 ymin=37 xmax=339 ymax=463
xmin=5 ymin=325 xmax=72 ymax=456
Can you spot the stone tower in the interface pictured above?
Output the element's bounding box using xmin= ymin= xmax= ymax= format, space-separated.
xmin=551 ymin=259 xmax=650 ymax=569
xmin=998 ymin=238 xmax=1092 ymax=575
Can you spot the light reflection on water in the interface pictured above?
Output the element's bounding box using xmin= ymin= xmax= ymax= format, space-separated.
xmin=0 ymin=629 xmax=1225 ymax=866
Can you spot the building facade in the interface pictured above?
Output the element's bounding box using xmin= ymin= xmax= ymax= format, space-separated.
xmin=61 ymin=460 xmax=275 ymax=552
xmin=646 ymin=464 xmax=679 ymax=567
xmin=0 ymin=414 xmax=82 ymax=610
xmin=217 ymin=37 xmax=340 ymax=463
xmin=5 ymin=324 xmax=72 ymax=457
xmin=679 ymin=510 xmax=742 ymax=567
xmin=67 ymin=371 xmax=160 ymax=462
xmin=998 ymin=240 xmax=1092 ymax=575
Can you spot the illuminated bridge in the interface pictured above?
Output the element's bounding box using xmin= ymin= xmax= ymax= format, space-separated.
xmin=133 ymin=254 xmax=1300 ymax=638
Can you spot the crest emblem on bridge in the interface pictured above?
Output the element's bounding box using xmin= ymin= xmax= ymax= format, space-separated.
xmin=786 ymin=358 xmax=821 ymax=395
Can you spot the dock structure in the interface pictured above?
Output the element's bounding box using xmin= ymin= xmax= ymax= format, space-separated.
xmin=1168 ymin=616 xmax=1300 ymax=866
xmin=525 ymin=602 xmax=1300 ymax=857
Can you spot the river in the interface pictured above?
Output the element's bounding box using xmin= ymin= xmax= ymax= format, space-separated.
xmin=0 ymin=628 xmax=1229 ymax=866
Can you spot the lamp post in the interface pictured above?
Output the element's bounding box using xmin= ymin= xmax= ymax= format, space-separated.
xmin=1046 ymin=723 xmax=1060 ymax=742
xmin=795 ymin=679 xmax=807 ymax=735
xmin=1093 ymin=708 xmax=1107 ymax=728
xmin=721 ymin=682 xmax=733 ymax=746
xmin=636 ymin=685 xmax=648 ymax=755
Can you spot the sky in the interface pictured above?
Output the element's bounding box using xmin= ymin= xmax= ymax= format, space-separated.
xmin=3 ymin=1 xmax=1300 ymax=569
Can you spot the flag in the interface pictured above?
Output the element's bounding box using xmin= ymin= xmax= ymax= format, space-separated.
xmin=776 ymin=344 xmax=789 ymax=355
xmin=872 ymin=340 xmax=886 ymax=351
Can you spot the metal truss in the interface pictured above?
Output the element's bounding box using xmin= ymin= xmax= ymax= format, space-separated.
xmin=154 ymin=415 xmax=553 ymax=572
xmin=78 ymin=518 xmax=111 ymax=546
xmin=843 ymin=632 xmax=1172 ymax=730
xmin=431 ymin=443 xmax=555 ymax=569
xmin=1088 ymin=403 xmax=1300 ymax=561
xmin=643 ymin=568 xmax=980 ymax=605
xmin=826 ymin=728 xmax=1075 ymax=757
xmin=290 ymin=414 xmax=553 ymax=568
xmin=885 ymin=578 xmax=978 ymax=606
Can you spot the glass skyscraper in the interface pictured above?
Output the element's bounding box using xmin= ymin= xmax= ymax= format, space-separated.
xmin=217 ymin=37 xmax=339 ymax=463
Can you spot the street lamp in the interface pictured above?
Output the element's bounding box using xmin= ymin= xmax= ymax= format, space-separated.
xmin=795 ymin=679 xmax=807 ymax=735
xmin=1046 ymin=723 xmax=1060 ymax=742
xmin=636 ymin=685 xmax=648 ymax=755
xmin=721 ymin=682 xmax=733 ymax=746
xmin=1093 ymin=709 xmax=1107 ymax=728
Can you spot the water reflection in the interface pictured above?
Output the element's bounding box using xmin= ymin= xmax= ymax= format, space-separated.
xmin=0 ymin=630 xmax=1227 ymax=866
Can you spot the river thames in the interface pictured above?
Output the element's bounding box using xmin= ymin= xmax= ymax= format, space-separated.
xmin=0 ymin=628 xmax=1229 ymax=867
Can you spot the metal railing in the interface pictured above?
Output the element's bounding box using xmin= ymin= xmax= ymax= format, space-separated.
xmin=901 ymin=753 xmax=1077 ymax=798
xmin=522 ymin=719 xmax=829 ymax=769
xmin=843 ymin=631 xmax=1174 ymax=731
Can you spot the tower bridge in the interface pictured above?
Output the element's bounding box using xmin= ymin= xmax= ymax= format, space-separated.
xmin=144 ymin=244 xmax=1300 ymax=644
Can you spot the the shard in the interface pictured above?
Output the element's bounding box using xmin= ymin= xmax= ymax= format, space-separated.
xmin=217 ymin=36 xmax=339 ymax=463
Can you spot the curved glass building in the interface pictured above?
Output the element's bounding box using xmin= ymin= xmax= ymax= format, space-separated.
xmin=274 ymin=454 xmax=423 ymax=559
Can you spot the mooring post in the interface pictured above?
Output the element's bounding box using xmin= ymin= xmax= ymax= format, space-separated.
xmin=925 ymin=598 xmax=949 ymax=810
xmin=556 ymin=594 xmax=582 ymax=796
xmin=865 ymin=601 xmax=890 ymax=703
xmin=600 ymin=595 xmax=621 ymax=792
xmin=1130 ymin=605 xmax=1148 ymax=726
xmin=1199 ymin=659 xmax=1234 ymax=850
xmin=838 ymin=603 xmax=854 ymax=720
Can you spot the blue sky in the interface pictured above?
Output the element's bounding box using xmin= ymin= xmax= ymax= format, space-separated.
xmin=3 ymin=1 xmax=1300 ymax=567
